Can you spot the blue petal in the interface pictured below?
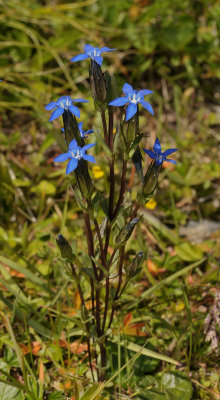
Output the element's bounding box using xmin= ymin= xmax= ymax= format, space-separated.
xmin=153 ymin=138 xmax=161 ymax=154
xmin=165 ymin=158 xmax=177 ymax=164
xmin=109 ymin=96 xmax=128 ymax=107
xmin=122 ymin=83 xmax=134 ymax=95
xmin=69 ymin=139 xmax=78 ymax=151
xmin=78 ymin=122 xmax=83 ymax=132
xmin=66 ymin=158 xmax=78 ymax=174
xmin=61 ymin=128 xmax=64 ymax=132
xmin=126 ymin=103 xmax=137 ymax=121
xmin=83 ymin=154 xmax=96 ymax=163
xmin=140 ymin=100 xmax=154 ymax=115
xmin=84 ymin=44 xmax=94 ymax=52
xmin=82 ymin=143 xmax=96 ymax=151
xmin=70 ymin=54 xmax=89 ymax=62
xmin=49 ymin=107 xmax=64 ymax=122
xmin=73 ymin=98 xmax=89 ymax=103
xmin=163 ymin=148 xmax=178 ymax=157
xmin=69 ymin=104 xmax=80 ymax=118
xmin=54 ymin=153 xmax=69 ymax=162
xmin=85 ymin=129 xmax=93 ymax=134
xmin=143 ymin=149 xmax=156 ymax=159
xmin=45 ymin=101 xmax=58 ymax=110
xmin=94 ymin=56 xmax=103 ymax=66
xmin=138 ymin=89 xmax=154 ymax=96
xmin=99 ymin=47 xmax=115 ymax=53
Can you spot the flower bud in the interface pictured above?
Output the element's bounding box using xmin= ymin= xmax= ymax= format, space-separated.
xmin=56 ymin=234 xmax=74 ymax=262
xmin=116 ymin=218 xmax=139 ymax=245
xmin=122 ymin=108 xmax=139 ymax=145
xmin=62 ymin=110 xmax=83 ymax=147
xmin=74 ymin=159 xmax=93 ymax=199
xmin=127 ymin=252 xmax=144 ymax=278
xmin=105 ymin=71 xmax=118 ymax=106
xmin=89 ymin=59 xmax=106 ymax=109
xmin=142 ymin=160 xmax=161 ymax=198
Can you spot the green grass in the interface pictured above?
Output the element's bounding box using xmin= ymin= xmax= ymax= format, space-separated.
xmin=0 ymin=0 xmax=220 ymax=399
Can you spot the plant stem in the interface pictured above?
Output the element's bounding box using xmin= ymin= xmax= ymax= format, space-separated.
xmin=70 ymin=262 xmax=95 ymax=381
xmin=101 ymin=111 xmax=108 ymax=144
xmin=108 ymin=247 xmax=125 ymax=329
xmin=84 ymin=213 xmax=98 ymax=281
xmin=112 ymin=159 xmax=127 ymax=219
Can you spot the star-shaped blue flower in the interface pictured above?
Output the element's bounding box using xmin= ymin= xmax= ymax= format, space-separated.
xmin=45 ymin=95 xmax=89 ymax=122
xmin=54 ymin=139 xmax=96 ymax=174
xmin=109 ymin=83 xmax=154 ymax=121
xmin=61 ymin=122 xmax=93 ymax=139
xmin=70 ymin=44 xmax=114 ymax=66
xmin=143 ymin=138 xmax=178 ymax=165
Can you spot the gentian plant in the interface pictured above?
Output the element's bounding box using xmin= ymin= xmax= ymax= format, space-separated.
xmin=46 ymin=43 xmax=178 ymax=382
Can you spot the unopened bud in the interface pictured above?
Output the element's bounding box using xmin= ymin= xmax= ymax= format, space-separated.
xmin=62 ymin=110 xmax=83 ymax=147
xmin=122 ymin=108 xmax=139 ymax=145
xmin=105 ymin=71 xmax=118 ymax=106
xmin=89 ymin=59 xmax=106 ymax=109
xmin=116 ymin=218 xmax=139 ymax=245
xmin=142 ymin=160 xmax=161 ymax=198
xmin=128 ymin=252 xmax=144 ymax=278
xmin=74 ymin=159 xmax=93 ymax=199
xmin=56 ymin=234 xmax=74 ymax=261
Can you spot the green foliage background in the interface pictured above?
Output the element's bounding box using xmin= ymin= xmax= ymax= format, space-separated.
xmin=0 ymin=0 xmax=219 ymax=399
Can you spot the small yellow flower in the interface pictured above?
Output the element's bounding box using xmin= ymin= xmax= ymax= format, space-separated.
xmin=92 ymin=165 xmax=104 ymax=179
xmin=145 ymin=198 xmax=157 ymax=210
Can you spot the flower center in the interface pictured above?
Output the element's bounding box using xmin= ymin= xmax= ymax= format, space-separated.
xmin=156 ymin=154 xmax=163 ymax=164
xmin=128 ymin=93 xmax=140 ymax=104
xmin=88 ymin=48 xmax=100 ymax=59
xmin=71 ymin=149 xmax=81 ymax=159
xmin=59 ymin=97 xmax=71 ymax=109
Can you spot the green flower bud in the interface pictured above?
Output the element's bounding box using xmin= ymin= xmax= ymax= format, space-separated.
xmin=142 ymin=160 xmax=161 ymax=198
xmin=56 ymin=234 xmax=74 ymax=262
xmin=105 ymin=71 xmax=118 ymax=106
xmin=116 ymin=218 xmax=139 ymax=246
xmin=62 ymin=110 xmax=83 ymax=147
xmin=127 ymin=252 xmax=144 ymax=278
xmin=74 ymin=159 xmax=93 ymax=199
xmin=89 ymin=59 xmax=106 ymax=109
xmin=122 ymin=107 xmax=139 ymax=145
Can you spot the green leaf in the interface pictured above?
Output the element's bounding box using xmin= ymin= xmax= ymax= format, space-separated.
xmin=80 ymin=383 xmax=105 ymax=400
xmin=111 ymin=337 xmax=179 ymax=365
xmin=81 ymin=267 xmax=98 ymax=284
xmin=175 ymin=242 xmax=204 ymax=262
xmin=31 ymin=180 xmax=56 ymax=195
xmin=137 ymin=258 xmax=205 ymax=304
xmin=138 ymin=372 xmax=193 ymax=400
xmin=160 ymin=17 xmax=194 ymax=51
xmin=162 ymin=372 xmax=193 ymax=400
xmin=93 ymin=126 xmax=113 ymax=158
xmin=0 ymin=256 xmax=46 ymax=289
xmin=0 ymin=381 xmax=24 ymax=400
xmin=48 ymin=392 xmax=66 ymax=400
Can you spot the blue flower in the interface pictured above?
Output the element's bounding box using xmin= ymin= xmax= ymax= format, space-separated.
xmin=70 ymin=44 xmax=114 ymax=66
xmin=109 ymin=83 xmax=154 ymax=121
xmin=45 ymin=95 xmax=89 ymax=122
xmin=143 ymin=138 xmax=178 ymax=165
xmin=61 ymin=122 xmax=93 ymax=139
xmin=54 ymin=139 xmax=96 ymax=174
xmin=78 ymin=122 xmax=93 ymax=138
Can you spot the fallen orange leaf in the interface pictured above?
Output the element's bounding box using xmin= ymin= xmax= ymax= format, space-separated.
xmin=74 ymin=290 xmax=81 ymax=310
xmin=123 ymin=312 xmax=133 ymax=327
xmin=39 ymin=360 xmax=44 ymax=384
xmin=18 ymin=343 xmax=29 ymax=355
xmin=32 ymin=341 xmax=41 ymax=355
xmin=70 ymin=341 xmax=88 ymax=354
xmin=147 ymin=259 xmax=166 ymax=276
